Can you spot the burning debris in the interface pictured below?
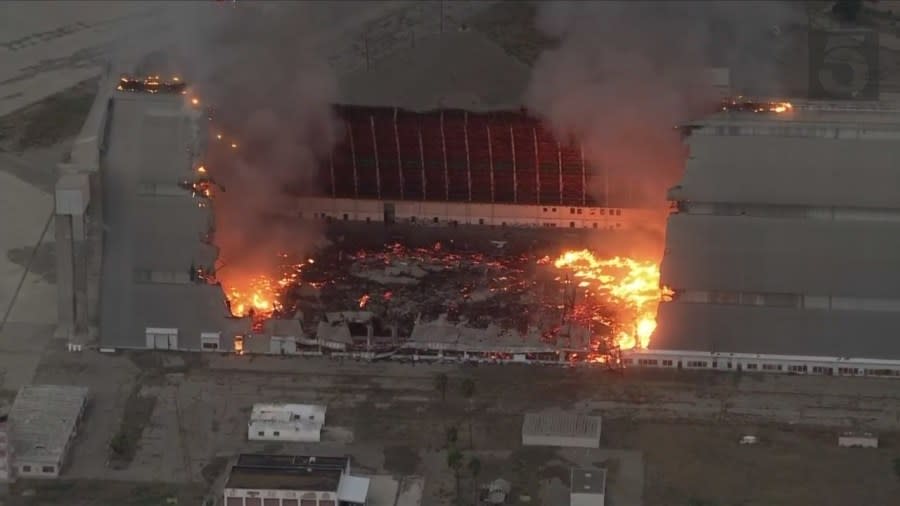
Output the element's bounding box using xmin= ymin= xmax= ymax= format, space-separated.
xmin=117 ymin=75 xmax=187 ymax=94
xmin=719 ymin=97 xmax=793 ymax=114
xmin=217 ymin=242 xmax=667 ymax=355
xmin=550 ymin=250 xmax=671 ymax=349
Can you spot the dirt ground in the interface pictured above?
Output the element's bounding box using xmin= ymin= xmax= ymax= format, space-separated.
xmin=16 ymin=343 xmax=900 ymax=506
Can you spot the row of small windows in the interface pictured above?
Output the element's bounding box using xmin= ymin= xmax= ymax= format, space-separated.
xmin=304 ymin=212 xmax=621 ymax=229
xmin=21 ymin=464 xmax=55 ymax=474
xmin=541 ymin=207 xmax=623 ymax=216
xmin=626 ymin=359 xmax=900 ymax=377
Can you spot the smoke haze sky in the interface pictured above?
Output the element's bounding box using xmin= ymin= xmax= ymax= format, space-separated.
xmin=525 ymin=1 xmax=803 ymax=210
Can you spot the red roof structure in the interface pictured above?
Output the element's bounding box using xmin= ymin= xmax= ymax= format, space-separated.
xmin=313 ymin=105 xmax=602 ymax=207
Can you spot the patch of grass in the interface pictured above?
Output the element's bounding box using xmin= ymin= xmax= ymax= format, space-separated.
xmin=201 ymin=456 xmax=229 ymax=485
xmin=0 ymin=79 xmax=98 ymax=151
xmin=108 ymin=383 xmax=157 ymax=469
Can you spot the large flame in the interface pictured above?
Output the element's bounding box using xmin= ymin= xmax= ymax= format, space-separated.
xmin=223 ymin=260 xmax=305 ymax=321
xmin=553 ymin=250 xmax=670 ymax=350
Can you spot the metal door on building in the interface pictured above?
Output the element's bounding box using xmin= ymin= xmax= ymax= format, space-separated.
xmin=383 ymin=202 xmax=396 ymax=224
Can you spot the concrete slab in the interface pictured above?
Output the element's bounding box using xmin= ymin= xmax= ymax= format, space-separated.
xmin=0 ymin=169 xmax=54 ymax=328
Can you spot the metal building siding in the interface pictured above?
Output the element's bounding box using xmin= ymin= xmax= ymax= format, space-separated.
xmin=678 ymin=134 xmax=900 ymax=209
xmin=652 ymin=300 xmax=900 ymax=359
xmin=661 ymin=213 xmax=900 ymax=298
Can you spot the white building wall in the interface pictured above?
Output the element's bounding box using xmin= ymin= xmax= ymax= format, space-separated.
xmin=522 ymin=434 xmax=600 ymax=449
xmin=295 ymin=197 xmax=664 ymax=231
xmin=571 ymin=492 xmax=605 ymax=506
xmin=838 ymin=435 xmax=878 ymax=448
xmin=623 ymin=349 xmax=900 ymax=378
xmin=224 ymin=487 xmax=340 ymax=505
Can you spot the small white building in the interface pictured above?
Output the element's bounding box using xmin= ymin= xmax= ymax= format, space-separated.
xmin=522 ymin=412 xmax=601 ymax=449
xmin=248 ymin=403 xmax=326 ymax=443
xmin=8 ymin=385 xmax=89 ymax=478
xmin=838 ymin=432 xmax=878 ymax=448
xmin=224 ymin=454 xmax=369 ymax=506
xmin=570 ymin=468 xmax=606 ymax=506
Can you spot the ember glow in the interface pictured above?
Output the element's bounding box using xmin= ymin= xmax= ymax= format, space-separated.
xmin=223 ymin=263 xmax=303 ymax=322
xmin=553 ymin=250 xmax=669 ymax=350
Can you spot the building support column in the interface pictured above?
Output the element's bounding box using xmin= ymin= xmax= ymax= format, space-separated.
xmin=55 ymin=215 xmax=75 ymax=339
xmin=557 ymin=141 xmax=564 ymax=206
xmin=510 ymin=127 xmax=517 ymax=204
xmin=486 ymin=125 xmax=495 ymax=203
xmin=393 ymin=108 xmax=404 ymax=200
xmin=580 ymin=144 xmax=587 ymax=207
xmin=440 ymin=111 xmax=449 ymax=201
xmin=464 ymin=112 xmax=471 ymax=202
xmin=417 ymin=128 xmax=426 ymax=200
xmin=370 ymin=115 xmax=381 ymax=200
xmin=533 ymin=128 xmax=540 ymax=205
xmin=348 ymin=121 xmax=358 ymax=199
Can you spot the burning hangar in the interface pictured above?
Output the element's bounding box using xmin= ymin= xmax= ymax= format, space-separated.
xmin=298 ymin=104 xmax=663 ymax=230
xmin=630 ymin=100 xmax=900 ymax=376
xmin=58 ymin=66 xmax=900 ymax=377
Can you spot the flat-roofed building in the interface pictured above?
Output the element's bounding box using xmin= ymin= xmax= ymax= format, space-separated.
xmin=656 ymin=102 xmax=900 ymax=364
xmin=521 ymin=412 xmax=601 ymax=449
xmin=223 ymin=454 xmax=369 ymax=506
xmin=8 ymin=385 xmax=88 ymax=478
xmin=248 ymin=404 xmax=326 ymax=443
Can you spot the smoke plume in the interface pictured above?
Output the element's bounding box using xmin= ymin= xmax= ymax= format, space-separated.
xmin=525 ymin=1 xmax=802 ymax=214
xmin=159 ymin=2 xmax=344 ymax=282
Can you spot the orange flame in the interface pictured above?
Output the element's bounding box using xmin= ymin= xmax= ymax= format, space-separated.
xmin=553 ymin=250 xmax=668 ymax=350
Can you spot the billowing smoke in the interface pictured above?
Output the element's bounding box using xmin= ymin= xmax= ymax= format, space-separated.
xmin=525 ymin=1 xmax=802 ymax=218
xmin=159 ymin=2 xmax=345 ymax=291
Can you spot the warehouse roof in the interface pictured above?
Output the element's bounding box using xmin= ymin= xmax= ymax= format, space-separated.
xmin=226 ymin=454 xmax=349 ymax=491
xmin=522 ymin=412 xmax=602 ymax=439
xmin=9 ymin=385 xmax=88 ymax=465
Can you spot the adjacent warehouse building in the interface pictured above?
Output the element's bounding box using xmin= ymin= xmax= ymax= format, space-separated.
xmin=99 ymin=88 xmax=247 ymax=351
xmin=521 ymin=412 xmax=602 ymax=449
xmin=629 ymin=101 xmax=900 ymax=376
xmin=8 ymin=385 xmax=89 ymax=479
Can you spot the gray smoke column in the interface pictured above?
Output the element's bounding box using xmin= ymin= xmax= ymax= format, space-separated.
xmin=525 ymin=1 xmax=801 ymax=213
xmin=160 ymin=2 xmax=343 ymax=288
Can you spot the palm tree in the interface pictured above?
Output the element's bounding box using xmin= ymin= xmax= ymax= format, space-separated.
xmin=447 ymin=447 xmax=463 ymax=504
xmin=460 ymin=377 xmax=475 ymax=399
xmin=468 ymin=456 xmax=482 ymax=505
xmin=435 ymin=372 xmax=449 ymax=401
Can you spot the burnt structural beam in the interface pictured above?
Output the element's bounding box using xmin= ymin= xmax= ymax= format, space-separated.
xmin=464 ymin=112 xmax=472 ymax=202
xmin=329 ymin=150 xmax=336 ymax=198
xmin=348 ymin=120 xmax=359 ymax=199
xmin=417 ymin=127 xmax=427 ymax=200
xmin=393 ymin=108 xmax=404 ymax=200
xmin=370 ymin=115 xmax=381 ymax=199
xmin=486 ymin=124 xmax=495 ymax=203
xmin=580 ymin=143 xmax=586 ymax=206
xmin=532 ymin=128 xmax=540 ymax=205
xmin=510 ymin=126 xmax=517 ymax=204
xmin=557 ymin=141 xmax=563 ymax=206
xmin=440 ymin=111 xmax=449 ymax=201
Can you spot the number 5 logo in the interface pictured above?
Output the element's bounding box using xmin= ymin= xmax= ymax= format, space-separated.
xmin=809 ymin=30 xmax=878 ymax=100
